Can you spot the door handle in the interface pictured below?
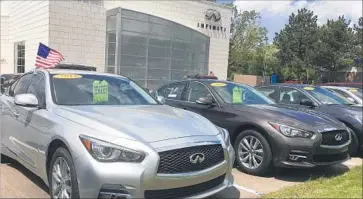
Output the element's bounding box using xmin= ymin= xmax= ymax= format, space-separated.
xmin=13 ymin=112 xmax=19 ymax=118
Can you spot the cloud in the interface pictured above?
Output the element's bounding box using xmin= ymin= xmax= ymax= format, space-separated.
xmin=234 ymin=0 xmax=362 ymax=41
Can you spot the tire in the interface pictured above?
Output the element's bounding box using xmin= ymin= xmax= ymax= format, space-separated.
xmin=48 ymin=147 xmax=80 ymax=199
xmin=347 ymin=126 xmax=360 ymax=156
xmin=233 ymin=129 xmax=272 ymax=176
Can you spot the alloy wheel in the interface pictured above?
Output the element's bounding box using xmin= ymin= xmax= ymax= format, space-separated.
xmin=238 ymin=135 xmax=264 ymax=169
xmin=51 ymin=157 xmax=72 ymax=199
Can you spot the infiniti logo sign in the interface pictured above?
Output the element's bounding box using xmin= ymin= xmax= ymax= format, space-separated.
xmin=189 ymin=153 xmax=205 ymax=164
xmin=205 ymin=9 xmax=221 ymax=22
xmin=335 ymin=134 xmax=343 ymax=141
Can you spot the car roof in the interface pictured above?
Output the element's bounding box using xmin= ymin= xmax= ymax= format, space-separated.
xmin=39 ymin=69 xmax=128 ymax=79
xmin=323 ymin=86 xmax=359 ymax=90
xmin=258 ymin=83 xmax=314 ymax=88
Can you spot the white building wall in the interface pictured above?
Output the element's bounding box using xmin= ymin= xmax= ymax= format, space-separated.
xmin=5 ymin=1 xmax=50 ymax=72
xmin=104 ymin=0 xmax=232 ymax=80
xmin=48 ymin=1 xmax=106 ymax=72
xmin=0 ymin=16 xmax=12 ymax=73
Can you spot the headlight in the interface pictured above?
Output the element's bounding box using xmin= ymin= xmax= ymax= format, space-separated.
xmin=80 ymin=135 xmax=145 ymax=162
xmin=217 ymin=126 xmax=231 ymax=146
xmin=269 ymin=122 xmax=314 ymax=138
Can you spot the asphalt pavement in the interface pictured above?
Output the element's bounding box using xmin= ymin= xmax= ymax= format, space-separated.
xmin=0 ymin=155 xmax=361 ymax=198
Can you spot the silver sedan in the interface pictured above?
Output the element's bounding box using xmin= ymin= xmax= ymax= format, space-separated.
xmin=0 ymin=68 xmax=235 ymax=198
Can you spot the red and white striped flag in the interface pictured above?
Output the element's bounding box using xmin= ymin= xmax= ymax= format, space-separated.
xmin=35 ymin=43 xmax=64 ymax=68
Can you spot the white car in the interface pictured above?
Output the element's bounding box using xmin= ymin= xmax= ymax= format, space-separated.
xmin=323 ymin=86 xmax=362 ymax=106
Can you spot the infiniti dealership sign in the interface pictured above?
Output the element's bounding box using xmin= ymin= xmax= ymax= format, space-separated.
xmin=198 ymin=9 xmax=226 ymax=33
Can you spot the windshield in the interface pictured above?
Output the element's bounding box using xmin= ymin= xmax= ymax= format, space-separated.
xmin=210 ymin=81 xmax=275 ymax=105
xmin=50 ymin=73 xmax=158 ymax=106
xmin=303 ymin=86 xmax=353 ymax=105
xmin=347 ymin=88 xmax=363 ymax=99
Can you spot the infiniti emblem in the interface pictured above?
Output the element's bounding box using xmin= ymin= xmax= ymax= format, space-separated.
xmin=335 ymin=134 xmax=343 ymax=141
xmin=190 ymin=153 xmax=205 ymax=164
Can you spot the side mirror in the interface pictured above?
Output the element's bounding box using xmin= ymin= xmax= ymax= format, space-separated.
xmin=157 ymin=96 xmax=166 ymax=104
xmin=14 ymin=94 xmax=39 ymax=107
xmin=300 ymin=99 xmax=316 ymax=107
xmin=196 ymin=97 xmax=214 ymax=105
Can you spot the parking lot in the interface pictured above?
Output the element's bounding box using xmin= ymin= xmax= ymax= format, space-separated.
xmin=1 ymin=155 xmax=361 ymax=198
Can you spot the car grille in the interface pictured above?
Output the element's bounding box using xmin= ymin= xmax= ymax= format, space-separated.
xmin=321 ymin=130 xmax=349 ymax=146
xmin=313 ymin=152 xmax=348 ymax=163
xmin=157 ymin=144 xmax=224 ymax=174
xmin=144 ymin=174 xmax=225 ymax=199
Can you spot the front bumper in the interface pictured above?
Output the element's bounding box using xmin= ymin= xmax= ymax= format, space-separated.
xmin=73 ymin=142 xmax=235 ymax=198
xmin=267 ymin=128 xmax=351 ymax=168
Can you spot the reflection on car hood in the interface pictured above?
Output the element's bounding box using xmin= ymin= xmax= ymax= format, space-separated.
xmin=232 ymin=104 xmax=345 ymax=132
xmin=54 ymin=105 xmax=219 ymax=143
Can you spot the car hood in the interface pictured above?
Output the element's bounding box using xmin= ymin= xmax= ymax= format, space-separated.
xmin=232 ymin=104 xmax=345 ymax=132
xmin=54 ymin=105 xmax=219 ymax=143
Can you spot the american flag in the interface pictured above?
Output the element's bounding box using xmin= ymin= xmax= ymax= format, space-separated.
xmin=35 ymin=43 xmax=64 ymax=68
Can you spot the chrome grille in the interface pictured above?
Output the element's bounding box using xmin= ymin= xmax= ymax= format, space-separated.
xmin=157 ymin=144 xmax=224 ymax=174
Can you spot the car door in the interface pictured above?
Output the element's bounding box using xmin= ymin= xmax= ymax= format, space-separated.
xmin=0 ymin=74 xmax=33 ymax=163
xmin=155 ymin=81 xmax=188 ymax=109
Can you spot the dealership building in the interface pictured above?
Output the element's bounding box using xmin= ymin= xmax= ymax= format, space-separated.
xmin=0 ymin=0 xmax=232 ymax=89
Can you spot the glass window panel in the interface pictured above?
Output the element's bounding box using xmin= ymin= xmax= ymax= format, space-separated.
xmin=147 ymin=69 xmax=169 ymax=80
xmin=122 ymin=9 xmax=148 ymax=21
xmin=173 ymin=24 xmax=192 ymax=41
xmin=121 ymin=31 xmax=147 ymax=45
xmin=149 ymin=36 xmax=170 ymax=47
xmin=134 ymin=79 xmax=146 ymax=88
xmin=172 ymin=39 xmax=191 ymax=50
xmin=171 ymin=70 xmax=189 ymax=81
xmin=192 ymin=32 xmax=209 ymax=44
xmin=108 ymin=32 xmax=116 ymax=43
xmin=120 ymin=55 xmax=146 ymax=68
xmin=107 ymin=43 xmax=116 ymax=55
xmin=107 ymin=55 xmax=115 ymax=66
xmin=171 ymin=48 xmax=190 ymax=60
xmin=191 ymin=52 xmax=206 ymax=63
xmin=148 ymin=57 xmax=169 ymax=69
xmin=119 ymin=68 xmax=146 ymax=80
xmin=149 ymin=23 xmax=172 ymax=37
xmin=191 ymin=43 xmax=207 ymax=54
xmin=149 ymin=16 xmax=172 ymax=26
xmin=121 ymin=43 xmax=146 ymax=57
xmin=171 ymin=59 xmax=191 ymax=71
xmin=121 ymin=18 xmax=148 ymax=33
xmin=147 ymin=80 xmax=169 ymax=91
xmin=17 ymin=50 xmax=22 ymax=58
xmin=148 ymin=46 xmax=170 ymax=58
xmin=106 ymin=67 xmax=115 ymax=73
xmin=107 ymin=15 xmax=117 ymax=31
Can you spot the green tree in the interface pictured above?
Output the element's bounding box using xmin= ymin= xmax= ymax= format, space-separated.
xmin=353 ymin=17 xmax=363 ymax=67
xmin=227 ymin=8 xmax=268 ymax=79
xmin=274 ymin=8 xmax=319 ymax=81
xmin=315 ymin=16 xmax=355 ymax=73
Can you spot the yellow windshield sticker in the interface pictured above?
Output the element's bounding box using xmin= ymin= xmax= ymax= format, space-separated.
xmin=53 ymin=74 xmax=82 ymax=79
xmin=349 ymin=89 xmax=357 ymax=92
xmin=93 ymin=80 xmax=108 ymax=103
xmin=303 ymin=87 xmax=315 ymax=91
xmin=210 ymin=82 xmax=226 ymax=87
xmin=233 ymin=86 xmax=243 ymax=103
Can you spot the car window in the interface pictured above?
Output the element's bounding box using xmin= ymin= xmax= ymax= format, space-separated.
xmin=302 ymin=86 xmax=352 ymax=105
xmin=157 ymin=82 xmax=187 ymax=100
xmin=186 ymin=82 xmax=213 ymax=102
xmin=210 ymin=81 xmax=274 ymax=105
xmin=279 ymin=87 xmax=310 ymax=104
xmin=27 ymin=73 xmax=46 ymax=107
xmin=50 ymin=73 xmax=158 ymax=106
xmin=329 ymin=88 xmax=357 ymax=103
xmin=346 ymin=88 xmax=362 ymax=99
xmin=257 ymin=86 xmax=279 ymax=102
xmin=11 ymin=74 xmax=33 ymax=96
